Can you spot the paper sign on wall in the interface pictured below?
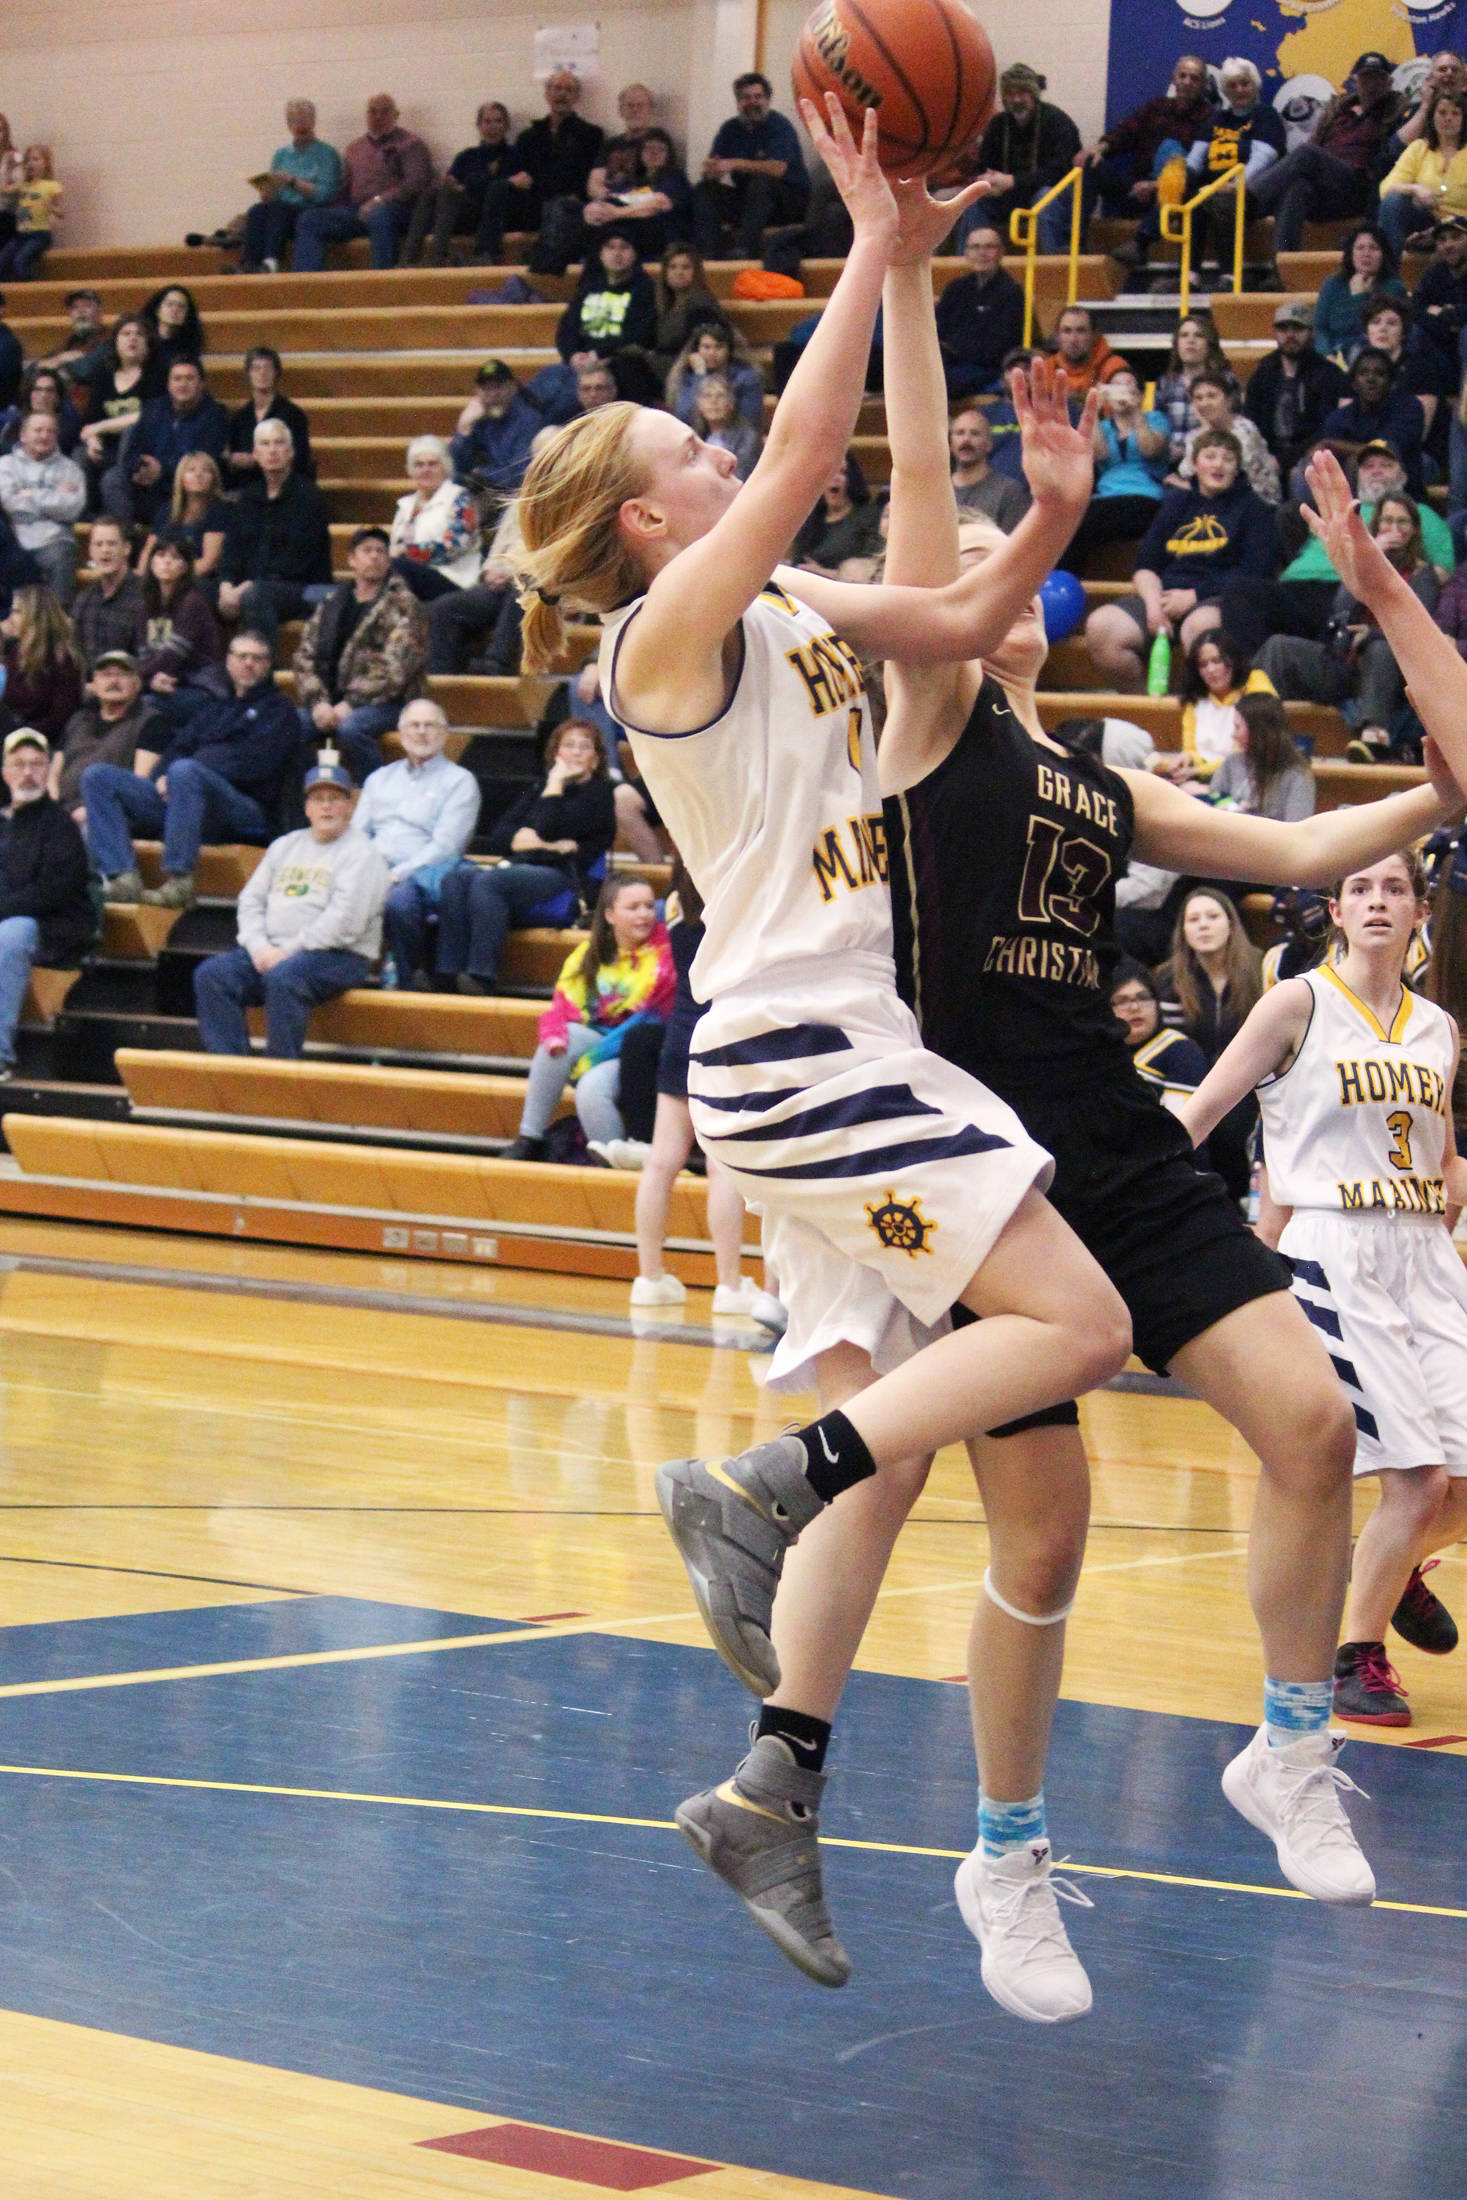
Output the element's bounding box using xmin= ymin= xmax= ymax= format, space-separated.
xmin=533 ymin=23 xmax=601 ymax=83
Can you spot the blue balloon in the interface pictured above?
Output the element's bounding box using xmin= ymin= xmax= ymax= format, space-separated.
xmin=1039 ymin=568 xmax=1086 ymax=643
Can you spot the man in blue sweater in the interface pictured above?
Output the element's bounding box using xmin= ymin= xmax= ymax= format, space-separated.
xmin=81 ymin=631 xmax=298 ymax=907
xmin=102 ymin=359 xmax=229 ymax=530
xmin=448 ymin=360 xmax=540 ymax=506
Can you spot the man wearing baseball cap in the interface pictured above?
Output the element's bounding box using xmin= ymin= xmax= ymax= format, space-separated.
xmin=448 ymin=357 xmax=539 ymax=505
xmin=0 ymin=728 xmax=94 ymax=1079
xmin=964 ymin=63 xmax=1082 ymax=255
xmin=192 ymin=749 xmax=390 ymax=1058
xmin=1413 ymin=214 xmax=1467 ymax=378
xmin=52 ymin=650 xmax=162 ymax=823
xmin=1251 ymin=54 xmax=1405 ymax=274
xmin=1242 ymin=298 xmax=1347 ymax=479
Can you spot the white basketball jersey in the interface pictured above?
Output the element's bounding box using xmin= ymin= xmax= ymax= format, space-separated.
xmin=600 ymin=584 xmax=890 ymax=1000
xmin=1259 ymin=966 xmax=1455 ymax=1217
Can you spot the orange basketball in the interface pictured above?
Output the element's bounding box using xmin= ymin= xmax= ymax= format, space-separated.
xmin=791 ymin=0 xmax=995 ymax=177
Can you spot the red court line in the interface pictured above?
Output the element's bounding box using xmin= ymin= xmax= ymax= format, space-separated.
xmin=420 ymin=2121 xmax=715 ymax=2187
xmin=1405 ymin=1734 xmax=1467 ymax=1749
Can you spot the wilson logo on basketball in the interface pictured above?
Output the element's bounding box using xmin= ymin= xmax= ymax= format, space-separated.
xmin=806 ymin=3 xmax=885 ymax=110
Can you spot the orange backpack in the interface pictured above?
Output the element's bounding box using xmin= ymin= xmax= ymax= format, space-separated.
xmin=731 ymin=269 xmax=805 ymax=299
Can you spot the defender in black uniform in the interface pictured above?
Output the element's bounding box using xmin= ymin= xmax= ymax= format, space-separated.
xmin=886 ymin=683 xmax=1282 ymax=1384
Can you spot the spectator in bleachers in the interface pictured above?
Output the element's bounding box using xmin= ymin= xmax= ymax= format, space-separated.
xmin=503 ymin=874 xmax=673 ymax=1161
xmin=0 ymin=291 xmax=21 ymax=411
xmin=0 ymin=586 xmax=82 ymax=746
xmin=355 ymin=696 xmax=480 ymax=986
xmin=688 ymin=373 xmax=760 ymax=480
xmin=104 ymin=357 xmax=229 ymax=531
xmin=1165 ymin=628 xmax=1275 ymax=782
xmin=387 ymin=436 xmax=481 ymax=603
xmin=424 ymin=488 xmax=527 ymax=675
xmin=435 ymin=717 xmax=615 ymax=995
xmin=238 ymin=99 xmax=344 ymax=274
xmin=484 ymin=70 xmax=604 ymax=275
xmin=224 ymin=348 xmax=313 ymax=481
xmin=1431 ymin=542 xmax=1467 ymax=653
xmin=1319 ymin=346 xmax=1427 ymax=492
xmin=556 ymin=231 xmax=659 ymax=394
xmin=449 ymin=359 xmax=539 ymax=509
xmin=1046 ymin=303 xmax=1130 ymax=397
xmin=666 ymin=319 xmax=764 ymax=428
xmin=1181 ymin=59 xmax=1284 ymax=286
xmin=1084 ymin=430 xmax=1278 ymax=689
xmin=1252 ymin=53 xmax=1405 ymax=278
xmin=0 ymin=511 xmax=40 ymax=613
xmin=692 ymin=70 xmax=808 ymax=260
xmin=588 ymin=83 xmax=659 ymax=196
xmin=1154 ymin=312 xmax=1240 ymax=461
xmin=51 ymin=648 xmax=159 ymax=821
xmin=36 ymin=288 xmax=107 ymax=380
xmin=1110 ymin=960 xmax=1208 ymax=1111
xmin=0 ymin=145 xmax=61 ymax=281
xmin=1378 ymin=87 xmax=1467 ymax=261
xmin=84 ymin=629 xmax=297 ymax=906
xmin=291 ymin=527 xmax=427 ymax=784
xmin=213 ymin=420 xmax=331 ymax=643
xmin=76 ymin=317 xmax=160 ymax=492
xmin=1 ymin=367 xmax=82 ymax=459
xmin=933 ymin=228 xmax=1025 ymax=398
xmin=574 ymin=361 xmax=618 ymax=415
xmin=1392 ymin=51 xmax=1467 ymax=153
xmin=139 ymin=287 xmax=207 ymax=378
xmin=584 ymin=128 xmax=691 ymax=263
xmin=0 ymin=415 xmax=85 ymax=605
xmin=1242 ymin=299 xmax=1347 ymax=481
xmin=963 ymin=63 xmax=1079 ymax=253
xmin=1087 ymin=54 xmax=1215 ymax=282
xmin=1357 ymin=295 xmax=1441 ymax=436
xmin=1256 ymin=491 xmax=1439 ymax=759
xmin=1173 ymin=373 xmax=1281 ymax=502
xmin=193 ymin=752 xmax=390 ymax=1057
xmin=1064 ymin=369 xmax=1167 ymax=564
xmin=791 ymin=455 xmax=884 ymax=582
xmin=950 ymin=406 xmax=1029 ymax=531
xmin=1157 ymin=887 xmax=1262 ymax=1200
xmin=1414 ymin=214 xmax=1467 ymax=382
xmin=71 ymin=519 xmax=145 ymax=670
xmin=0 ymin=726 xmax=93 ymax=1075
xmin=1209 ymin=689 xmax=1315 ymax=820
xmin=402 ymin=100 xmax=514 ymax=267
xmin=136 ymin=530 xmax=226 ymax=730
xmin=651 ymin=246 xmax=721 ymax=379
xmin=293 ymin=95 xmax=431 ymax=273
xmin=143 ymin=449 xmax=232 ymax=581
xmin=980 ymin=348 xmax=1038 ymax=487
xmin=1312 ymin=225 xmax=1404 ymax=361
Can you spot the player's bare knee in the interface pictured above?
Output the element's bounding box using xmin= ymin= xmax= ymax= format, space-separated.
xmin=1071 ymin=1280 xmax=1132 ymax=1393
xmin=1383 ymin=1463 xmax=1450 ymax=1529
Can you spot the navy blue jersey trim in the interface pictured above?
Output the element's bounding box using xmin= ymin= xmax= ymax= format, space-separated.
xmin=1329 ymin=1352 xmax=1362 ymax=1390
xmin=688 ymin=1084 xmax=807 ymax=1113
xmin=692 ymin=1024 xmax=854 ymax=1068
xmin=607 ymin=604 xmax=747 ymax=741
xmin=728 ymin=1124 xmax=1011 ymax=1181
xmin=1298 ymin=1295 xmax=1342 ymax=1341
xmin=1352 ymin=1401 xmax=1380 ymax=1441
xmin=705 ymin=1083 xmax=943 ymax=1146
xmin=1284 ymin=1254 xmax=1330 ymax=1290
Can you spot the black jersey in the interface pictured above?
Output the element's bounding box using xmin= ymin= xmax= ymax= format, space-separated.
xmin=885 ymin=683 xmax=1137 ymax=1099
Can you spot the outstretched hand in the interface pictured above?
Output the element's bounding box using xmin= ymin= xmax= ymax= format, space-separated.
xmin=888 ymin=173 xmax=997 ymax=265
xmin=1421 ymin=730 xmax=1467 ymax=814
xmin=1301 ymin=447 xmax=1386 ymax=604
xmin=799 ymin=97 xmax=898 ymax=251
xmin=1013 ymin=358 xmax=1099 ymax=511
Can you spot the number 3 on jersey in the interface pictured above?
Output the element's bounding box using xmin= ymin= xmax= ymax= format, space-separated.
xmin=1017 ymin=816 xmax=1110 ymax=938
xmin=1386 ymin=1109 xmax=1414 ymax=1173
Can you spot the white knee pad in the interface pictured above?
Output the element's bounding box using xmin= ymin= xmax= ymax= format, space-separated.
xmin=982 ymin=1566 xmax=1075 ymax=1628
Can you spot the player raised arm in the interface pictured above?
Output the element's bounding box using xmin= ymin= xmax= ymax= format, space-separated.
xmin=1176 ymin=980 xmax=1315 ymax=1150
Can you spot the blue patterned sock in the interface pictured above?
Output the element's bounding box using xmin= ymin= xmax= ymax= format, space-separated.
xmin=1264 ymin=1676 xmax=1333 ymax=1750
xmin=977 ymin=1789 xmax=1047 ymax=1861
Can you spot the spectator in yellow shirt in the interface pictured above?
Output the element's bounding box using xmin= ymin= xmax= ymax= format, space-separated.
xmin=0 ymin=145 xmax=61 ymax=281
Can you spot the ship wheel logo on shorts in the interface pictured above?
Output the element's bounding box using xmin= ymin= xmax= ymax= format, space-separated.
xmin=864 ymin=1189 xmax=938 ymax=1257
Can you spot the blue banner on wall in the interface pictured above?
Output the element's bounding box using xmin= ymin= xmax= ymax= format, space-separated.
xmin=1105 ymin=1 xmax=1465 ymax=137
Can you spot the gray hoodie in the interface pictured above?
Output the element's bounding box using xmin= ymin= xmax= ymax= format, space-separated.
xmin=235 ymin=826 xmax=390 ymax=960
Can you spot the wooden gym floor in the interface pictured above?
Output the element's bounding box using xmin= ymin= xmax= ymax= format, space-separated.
xmin=0 ymin=1215 xmax=1463 ymax=2200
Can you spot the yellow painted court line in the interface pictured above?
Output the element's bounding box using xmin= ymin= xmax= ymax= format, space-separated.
xmin=0 ymin=1761 xmax=1463 ymax=1921
xmin=0 ymin=1609 xmax=697 ymax=1701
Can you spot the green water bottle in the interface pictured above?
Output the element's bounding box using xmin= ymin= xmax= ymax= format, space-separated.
xmin=1146 ymin=629 xmax=1171 ymax=697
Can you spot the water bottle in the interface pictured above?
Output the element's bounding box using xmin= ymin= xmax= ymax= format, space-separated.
xmin=1145 ymin=630 xmax=1171 ymax=697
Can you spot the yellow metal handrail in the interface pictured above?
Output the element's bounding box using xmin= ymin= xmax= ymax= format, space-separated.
xmin=1159 ymin=164 xmax=1245 ymax=314
xmin=1010 ymin=166 xmax=1084 ymax=349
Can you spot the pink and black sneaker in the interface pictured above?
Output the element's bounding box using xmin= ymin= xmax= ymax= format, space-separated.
xmin=1333 ymin=1641 xmax=1411 ymax=1727
xmin=1391 ymin=1562 xmax=1459 ymax=1657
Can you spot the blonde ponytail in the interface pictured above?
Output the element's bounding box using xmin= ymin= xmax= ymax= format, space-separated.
xmin=516 ymin=402 xmax=649 ymax=672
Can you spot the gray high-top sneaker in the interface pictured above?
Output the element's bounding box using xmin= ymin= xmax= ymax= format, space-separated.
xmin=675 ymin=1732 xmax=850 ymax=1987
xmin=655 ymin=1435 xmax=824 ymax=1695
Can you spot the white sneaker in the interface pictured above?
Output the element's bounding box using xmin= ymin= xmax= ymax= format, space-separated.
xmin=262 ymin=255 xmax=280 ymax=273
xmin=749 ymin=1288 xmax=787 ymax=1335
xmin=953 ymin=1841 xmax=1094 ymax=2024
xmin=1221 ymin=1726 xmax=1375 ymax=1905
xmin=630 ymin=1273 xmax=686 ymax=1307
xmin=712 ymin=1278 xmax=760 ymax=1317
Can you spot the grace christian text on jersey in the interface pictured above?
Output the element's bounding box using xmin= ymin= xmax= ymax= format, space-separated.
xmin=982 ymin=755 xmax=1121 ymax=990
